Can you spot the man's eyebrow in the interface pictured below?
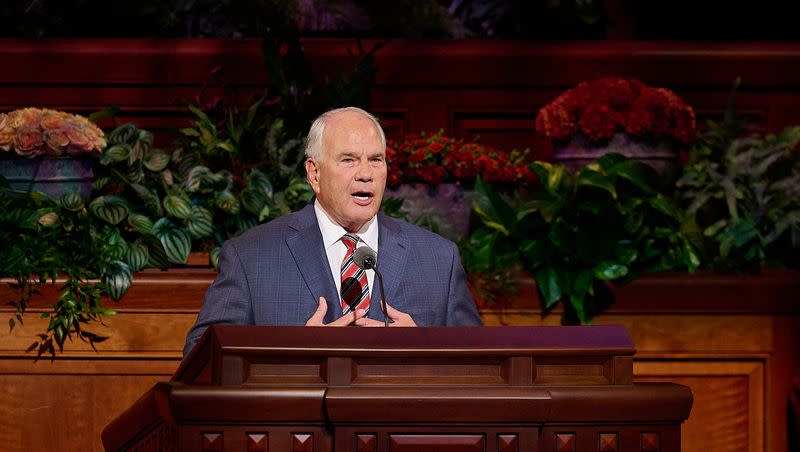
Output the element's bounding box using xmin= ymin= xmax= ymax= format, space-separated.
xmin=336 ymin=151 xmax=360 ymax=158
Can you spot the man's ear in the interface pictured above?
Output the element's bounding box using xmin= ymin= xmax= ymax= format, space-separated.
xmin=305 ymin=158 xmax=321 ymax=194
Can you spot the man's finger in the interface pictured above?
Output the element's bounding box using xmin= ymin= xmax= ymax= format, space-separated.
xmin=305 ymin=297 xmax=328 ymax=326
xmin=327 ymin=308 xmax=366 ymax=327
xmin=355 ymin=317 xmax=384 ymax=327
xmin=383 ymin=303 xmax=416 ymax=327
xmin=385 ymin=302 xmax=403 ymax=319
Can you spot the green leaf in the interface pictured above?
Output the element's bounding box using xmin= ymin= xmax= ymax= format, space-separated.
xmin=594 ymin=261 xmax=628 ymax=280
xmin=107 ymin=123 xmax=139 ymax=145
xmin=100 ymin=144 xmax=132 ymax=165
xmin=576 ymin=169 xmax=616 ymax=198
xmin=89 ymin=196 xmax=130 ymax=225
xmin=258 ymin=205 xmax=272 ymax=222
xmin=471 ymin=176 xmax=515 ymax=236
xmin=102 ymin=228 xmax=129 ymax=261
xmin=724 ymin=218 xmax=758 ymax=247
xmin=36 ymin=211 xmax=59 ymax=227
xmin=240 ymin=188 xmax=266 ymax=215
xmin=210 ymin=246 xmax=221 ymax=270
xmin=615 ymin=244 xmax=638 ymax=265
xmin=92 ymin=176 xmax=111 ymax=191
xmin=182 ymin=166 xmax=219 ymax=192
xmin=60 ymin=191 xmax=84 ymax=211
xmin=534 ymin=267 xmax=562 ymax=308
xmin=143 ymin=149 xmax=170 ymax=172
xmin=546 ymin=164 xmax=567 ymax=193
xmin=606 ymin=159 xmax=658 ymax=193
xmin=570 ymin=294 xmax=590 ymax=325
xmin=188 ymin=104 xmax=210 ymax=122
xmin=703 ymin=219 xmax=728 ymax=237
xmin=127 ymin=214 xmax=154 ymax=234
xmin=186 ymin=206 xmax=215 ymax=238
xmin=126 ymin=240 xmax=150 ymax=272
xmin=179 ymin=127 xmax=200 ymax=137
xmin=163 ymin=195 xmax=192 ymax=219
xmin=247 ymin=170 xmax=273 ymax=199
xmin=647 ymin=194 xmax=678 ymax=217
xmin=151 ymin=218 xmax=191 ymax=264
xmin=235 ymin=216 xmax=258 ymax=235
xmin=215 ymin=190 xmax=241 ymax=214
xmin=572 ymin=270 xmax=594 ymax=300
xmin=103 ymin=261 xmax=132 ymax=301
xmin=139 ymin=234 xmax=170 ymax=268
xmin=216 ymin=141 xmax=235 ymax=153
xmin=595 ymin=152 xmax=628 ymax=169
xmin=682 ymin=241 xmax=701 ymax=271
xmin=520 ymin=239 xmax=546 ymax=264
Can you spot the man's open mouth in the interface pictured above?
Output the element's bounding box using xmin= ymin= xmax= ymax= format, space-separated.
xmin=351 ymin=191 xmax=373 ymax=204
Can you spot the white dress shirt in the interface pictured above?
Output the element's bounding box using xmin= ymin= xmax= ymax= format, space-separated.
xmin=313 ymin=200 xmax=379 ymax=306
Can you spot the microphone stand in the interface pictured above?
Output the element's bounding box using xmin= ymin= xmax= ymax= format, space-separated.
xmin=374 ymin=268 xmax=389 ymax=327
xmin=361 ymin=252 xmax=389 ymax=327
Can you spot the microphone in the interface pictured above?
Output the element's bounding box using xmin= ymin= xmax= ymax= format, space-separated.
xmin=353 ymin=245 xmax=389 ymax=327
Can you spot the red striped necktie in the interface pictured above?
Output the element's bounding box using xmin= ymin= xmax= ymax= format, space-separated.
xmin=340 ymin=233 xmax=370 ymax=315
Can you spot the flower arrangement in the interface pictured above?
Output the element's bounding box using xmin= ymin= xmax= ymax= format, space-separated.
xmin=534 ymin=77 xmax=696 ymax=145
xmin=0 ymin=108 xmax=106 ymax=158
xmin=385 ymin=130 xmax=535 ymax=186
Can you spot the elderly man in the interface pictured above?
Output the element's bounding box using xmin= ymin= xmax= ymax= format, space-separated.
xmin=183 ymin=107 xmax=481 ymax=356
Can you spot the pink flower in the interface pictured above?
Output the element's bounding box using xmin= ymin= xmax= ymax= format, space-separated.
xmin=14 ymin=128 xmax=45 ymax=157
xmin=0 ymin=108 xmax=106 ymax=158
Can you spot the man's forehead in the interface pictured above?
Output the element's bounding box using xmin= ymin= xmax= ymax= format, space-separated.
xmin=326 ymin=112 xmax=379 ymax=136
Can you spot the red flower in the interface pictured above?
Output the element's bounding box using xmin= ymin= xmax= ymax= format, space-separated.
xmin=384 ymin=130 xmax=535 ymax=186
xmin=409 ymin=149 xmax=427 ymax=164
xmin=535 ymin=77 xmax=696 ymax=145
xmin=579 ymin=104 xmax=617 ymax=141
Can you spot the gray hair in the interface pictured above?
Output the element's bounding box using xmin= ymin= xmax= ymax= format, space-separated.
xmin=304 ymin=107 xmax=386 ymax=160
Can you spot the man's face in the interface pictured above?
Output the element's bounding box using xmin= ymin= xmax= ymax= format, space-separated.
xmin=306 ymin=111 xmax=387 ymax=232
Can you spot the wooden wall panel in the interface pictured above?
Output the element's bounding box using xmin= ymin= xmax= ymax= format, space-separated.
xmin=0 ymin=360 xmax=177 ymax=452
xmin=3 ymin=39 xmax=800 ymax=155
xmin=636 ymin=361 xmax=765 ymax=452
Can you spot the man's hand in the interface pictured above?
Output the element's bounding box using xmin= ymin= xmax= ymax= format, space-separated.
xmin=355 ymin=302 xmax=417 ymax=327
xmin=305 ymin=296 xmax=366 ymax=326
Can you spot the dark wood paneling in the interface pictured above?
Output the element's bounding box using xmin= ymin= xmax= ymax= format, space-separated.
xmin=3 ymin=39 xmax=800 ymax=154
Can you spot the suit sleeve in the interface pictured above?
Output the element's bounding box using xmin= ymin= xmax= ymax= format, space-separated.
xmin=445 ymin=242 xmax=483 ymax=326
xmin=182 ymin=239 xmax=255 ymax=357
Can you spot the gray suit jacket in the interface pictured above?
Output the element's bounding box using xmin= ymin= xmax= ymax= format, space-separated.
xmin=183 ymin=203 xmax=482 ymax=356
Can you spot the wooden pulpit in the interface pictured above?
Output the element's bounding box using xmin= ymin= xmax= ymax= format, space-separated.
xmin=102 ymin=325 xmax=692 ymax=451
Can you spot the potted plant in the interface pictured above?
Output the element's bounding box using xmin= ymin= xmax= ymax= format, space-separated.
xmin=677 ymin=117 xmax=800 ymax=272
xmin=0 ymin=97 xmax=316 ymax=355
xmin=384 ymin=130 xmax=535 ymax=239
xmin=463 ymin=153 xmax=701 ymax=323
xmin=535 ymin=77 xmax=696 ymax=188
xmin=0 ymin=108 xmax=106 ymax=198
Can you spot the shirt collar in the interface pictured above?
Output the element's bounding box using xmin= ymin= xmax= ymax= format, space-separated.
xmin=314 ymin=199 xmax=379 ymax=251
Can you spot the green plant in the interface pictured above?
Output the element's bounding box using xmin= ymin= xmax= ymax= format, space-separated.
xmin=94 ymin=99 xmax=313 ymax=269
xmin=1 ymin=185 xmax=135 ymax=356
xmin=466 ymin=154 xmax=701 ymax=323
xmin=677 ymin=122 xmax=800 ymax=272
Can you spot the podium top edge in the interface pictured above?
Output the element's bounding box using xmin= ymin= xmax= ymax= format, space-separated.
xmin=206 ymin=325 xmax=635 ymax=355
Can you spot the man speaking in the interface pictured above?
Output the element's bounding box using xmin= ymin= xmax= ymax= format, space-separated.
xmin=183 ymin=107 xmax=482 ymax=356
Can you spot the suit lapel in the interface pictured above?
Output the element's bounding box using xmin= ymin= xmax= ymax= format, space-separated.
xmin=374 ymin=213 xmax=408 ymax=319
xmin=285 ymin=204 xmax=341 ymax=323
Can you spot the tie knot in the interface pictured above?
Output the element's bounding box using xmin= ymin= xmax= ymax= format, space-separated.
xmin=341 ymin=233 xmax=359 ymax=250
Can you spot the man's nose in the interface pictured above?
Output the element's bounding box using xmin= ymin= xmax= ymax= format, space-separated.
xmin=355 ymin=159 xmax=373 ymax=181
